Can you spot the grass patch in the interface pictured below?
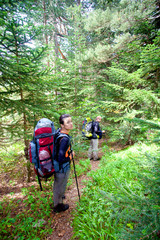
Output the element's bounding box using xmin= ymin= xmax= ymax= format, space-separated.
xmin=72 ymin=143 xmax=160 ymax=240
xmin=0 ymin=182 xmax=54 ymax=240
xmin=0 ymin=143 xmax=24 ymax=171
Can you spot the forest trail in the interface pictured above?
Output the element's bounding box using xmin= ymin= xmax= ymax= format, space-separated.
xmin=47 ymin=137 xmax=123 ymax=240
xmin=0 ymin=138 xmax=121 ymax=239
xmin=47 ymin=153 xmax=102 ymax=240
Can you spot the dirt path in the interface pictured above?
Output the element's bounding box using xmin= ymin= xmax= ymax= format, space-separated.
xmin=47 ymin=160 xmax=100 ymax=240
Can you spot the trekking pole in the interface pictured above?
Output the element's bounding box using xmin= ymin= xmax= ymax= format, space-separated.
xmin=72 ymin=153 xmax=81 ymax=201
xmin=37 ymin=174 xmax=43 ymax=191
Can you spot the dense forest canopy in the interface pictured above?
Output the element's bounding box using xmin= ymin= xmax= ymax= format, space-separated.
xmin=0 ymin=0 xmax=159 ymax=148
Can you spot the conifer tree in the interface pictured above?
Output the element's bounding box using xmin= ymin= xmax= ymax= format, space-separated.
xmin=57 ymin=3 xmax=98 ymax=122
xmin=79 ymin=0 xmax=159 ymax=143
xmin=0 ymin=1 xmax=57 ymax=162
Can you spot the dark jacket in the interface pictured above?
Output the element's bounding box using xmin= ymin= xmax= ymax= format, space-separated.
xmin=57 ymin=135 xmax=71 ymax=164
xmin=92 ymin=121 xmax=102 ymax=139
xmin=54 ymin=131 xmax=72 ymax=173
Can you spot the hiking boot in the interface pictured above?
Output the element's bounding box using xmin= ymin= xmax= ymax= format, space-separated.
xmin=53 ymin=203 xmax=69 ymax=213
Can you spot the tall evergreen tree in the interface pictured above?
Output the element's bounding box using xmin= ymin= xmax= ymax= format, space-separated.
xmin=79 ymin=0 xmax=159 ymax=143
xmin=0 ymin=1 xmax=57 ymax=152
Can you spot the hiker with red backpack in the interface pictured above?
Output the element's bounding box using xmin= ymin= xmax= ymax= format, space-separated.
xmin=53 ymin=114 xmax=75 ymax=213
xmin=29 ymin=114 xmax=79 ymax=212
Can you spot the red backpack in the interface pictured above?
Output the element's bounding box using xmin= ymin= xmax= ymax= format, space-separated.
xmin=29 ymin=118 xmax=55 ymax=190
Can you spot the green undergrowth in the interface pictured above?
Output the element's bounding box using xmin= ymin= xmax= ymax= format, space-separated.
xmin=72 ymin=143 xmax=160 ymax=240
xmin=0 ymin=143 xmax=91 ymax=240
xmin=0 ymin=143 xmax=25 ymax=179
xmin=0 ymin=183 xmax=54 ymax=240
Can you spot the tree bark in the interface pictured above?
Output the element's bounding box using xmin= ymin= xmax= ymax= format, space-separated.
xmin=43 ymin=0 xmax=49 ymax=66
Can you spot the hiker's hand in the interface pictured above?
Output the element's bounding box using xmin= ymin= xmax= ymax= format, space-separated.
xmin=72 ymin=151 xmax=75 ymax=159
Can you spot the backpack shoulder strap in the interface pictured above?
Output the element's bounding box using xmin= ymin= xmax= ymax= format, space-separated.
xmin=56 ymin=133 xmax=71 ymax=145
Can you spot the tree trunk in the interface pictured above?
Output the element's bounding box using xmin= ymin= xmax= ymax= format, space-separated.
xmin=14 ymin=28 xmax=31 ymax=182
xmin=20 ymin=89 xmax=31 ymax=182
xmin=43 ymin=0 xmax=50 ymax=66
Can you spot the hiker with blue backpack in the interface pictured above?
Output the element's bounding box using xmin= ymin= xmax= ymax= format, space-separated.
xmin=88 ymin=116 xmax=104 ymax=161
xmin=53 ymin=114 xmax=75 ymax=213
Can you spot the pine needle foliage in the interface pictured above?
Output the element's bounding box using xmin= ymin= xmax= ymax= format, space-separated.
xmin=127 ymin=118 xmax=160 ymax=143
xmin=0 ymin=1 xmax=58 ymax=144
xmin=80 ymin=0 xmax=159 ymax=144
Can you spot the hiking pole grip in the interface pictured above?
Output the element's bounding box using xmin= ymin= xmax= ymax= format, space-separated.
xmin=72 ymin=153 xmax=80 ymax=201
